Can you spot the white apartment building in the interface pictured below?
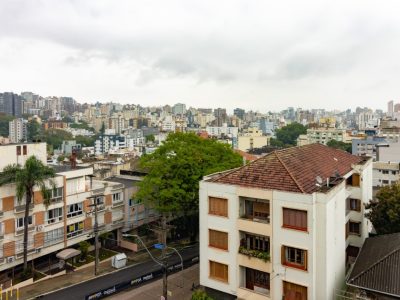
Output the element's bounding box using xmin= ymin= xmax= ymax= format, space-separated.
xmin=372 ymin=162 xmax=400 ymax=187
xmin=206 ymin=124 xmax=239 ymax=139
xmin=199 ymin=144 xmax=372 ymax=300
xmin=9 ymin=118 xmax=27 ymax=143
xmin=237 ymin=128 xmax=270 ymax=152
xmin=301 ymin=128 xmax=348 ymax=146
xmin=0 ymin=143 xmax=126 ymax=274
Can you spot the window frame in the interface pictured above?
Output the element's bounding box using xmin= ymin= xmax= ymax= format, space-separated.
xmin=282 ymin=245 xmax=307 ymax=271
xmin=208 ymin=229 xmax=228 ymax=251
xmin=282 ymin=207 xmax=308 ymax=232
xmin=209 ymin=260 xmax=229 ymax=283
xmin=16 ymin=215 xmax=33 ymax=229
xmin=67 ymin=202 xmax=83 ymax=218
xmin=208 ymin=197 xmax=228 ymax=218
xmin=46 ymin=207 xmax=63 ymax=224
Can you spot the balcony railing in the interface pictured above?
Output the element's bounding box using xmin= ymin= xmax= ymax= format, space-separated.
xmin=239 ymin=246 xmax=270 ymax=262
xmin=14 ymin=203 xmax=34 ymax=213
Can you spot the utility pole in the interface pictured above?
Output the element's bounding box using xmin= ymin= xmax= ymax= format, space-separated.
xmin=87 ymin=174 xmax=102 ymax=276
xmin=162 ymin=214 xmax=168 ymax=300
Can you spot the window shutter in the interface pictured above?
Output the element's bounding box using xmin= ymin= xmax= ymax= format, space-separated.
xmin=281 ymin=245 xmax=286 ymax=265
xmin=345 ymin=222 xmax=349 ymax=239
xmin=356 ymin=199 xmax=361 ymax=212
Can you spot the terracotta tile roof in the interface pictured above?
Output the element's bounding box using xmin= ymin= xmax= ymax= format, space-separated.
xmin=347 ymin=233 xmax=400 ymax=297
xmin=234 ymin=150 xmax=259 ymax=162
xmin=209 ymin=143 xmax=364 ymax=194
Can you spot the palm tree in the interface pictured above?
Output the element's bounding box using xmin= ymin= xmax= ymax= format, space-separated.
xmin=0 ymin=156 xmax=56 ymax=272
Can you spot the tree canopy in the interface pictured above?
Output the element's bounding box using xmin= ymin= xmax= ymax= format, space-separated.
xmin=43 ymin=129 xmax=73 ymax=152
xmin=0 ymin=113 xmax=15 ymax=136
xmin=70 ymin=121 xmax=95 ymax=132
xmin=326 ymin=140 xmax=352 ymax=153
xmin=27 ymin=119 xmax=42 ymax=141
xmin=274 ymin=122 xmax=307 ymax=146
xmin=365 ymin=183 xmax=400 ymax=235
xmin=137 ymin=132 xmax=243 ymax=215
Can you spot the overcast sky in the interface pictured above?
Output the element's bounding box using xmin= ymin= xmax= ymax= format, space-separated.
xmin=0 ymin=0 xmax=399 ymax=112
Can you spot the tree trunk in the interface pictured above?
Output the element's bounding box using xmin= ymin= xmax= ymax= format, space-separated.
xmin=23 ymin=188 xmax=32 ymax=272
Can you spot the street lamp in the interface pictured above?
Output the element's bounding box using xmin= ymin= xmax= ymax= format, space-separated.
xmin=121 ymin=233 xmax=184 ymax=299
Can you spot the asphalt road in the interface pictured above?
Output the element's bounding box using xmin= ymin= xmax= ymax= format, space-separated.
xmin=36 ymin=245 xmax=199 ymax=300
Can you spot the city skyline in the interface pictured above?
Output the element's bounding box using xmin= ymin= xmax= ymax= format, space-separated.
xmin=1 ymin=1 xmax=399 ymax=111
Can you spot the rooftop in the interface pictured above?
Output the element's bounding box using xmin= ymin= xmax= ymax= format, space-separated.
xmin=208 ymin=143 xmax=367 ymax=194
xmin=51 ymin=164 xmax=92 ymax=173
xmin=347 ymin=233 xmax=400 ymax=297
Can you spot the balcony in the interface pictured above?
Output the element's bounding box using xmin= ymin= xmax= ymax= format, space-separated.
xmin=15 ymin=225 xmax=35 ymax=236
xmin=237 ymin=287 xmax=271 ymax=300
xmin=239 ymin=197 xmax=270 ymax=224
xmin=238 ymin=267 xmax=271 ymax=299
xmin=238 ymin=233 xmax=271 ymax=273
xmin=14 ymin=203 xmax=34 ymax=213
xmin=239 ymin=247 xmax=270 ymax=262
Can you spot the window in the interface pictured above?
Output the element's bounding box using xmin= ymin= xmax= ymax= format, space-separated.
xmin=46 ymin=207 xmax=63 ymax=224
xmin=16 ymin=237 xmax=34 ymax=253
xmin=16 ymin=146 xmax=21 ymax=156
xmin=16 ymin=216 xmax=33 ymax=229
xmin=50 ymin=187 xmax=63 ymax=201
xmin=382 ymin=180 xmax=389 ymax=185
xmin=348 ymin=221 xmax=361 ymax=235
xmin=348 ymin=198 xmax=361 ymax=212
xmin=242 ymin=198 xmax=270 ymax=223
xmin=382 ymin=170 xmax=389 ymax=174
xmin=209 ymin=229 xmax=228 ymax=250
xmin=67 ymin=202 xmax=83 ymax=218
xmin=44 ymin=228 xmax=64 ymax=246
xmin=208 ymin=197 xmax=228 ymax=217
xmin=283 ymin=281 xmax=307 ymax=300
xmin=245 ymin=268 xmax=270 ymax=293
xmin=282 ymin=246 xmax=307 ymax=270
xmin=67 ymin=221 xmax=84 ymax=238
xmin=240 ymin=233 xmax=270 ymax=252
xmin=66 ymin=177 xmax=85 ymax=195
xmin=346 ymin=174 xmax=360 ymax=187
xmin=112 ymin=192 xmax=122 ymax=203
xmin=209 ymin=260 xmax=228 ymax=283
xmin=22 ymin=145 xmax=27 ymax=155
xmin=283 ymin=208 xmax=307 ymax=231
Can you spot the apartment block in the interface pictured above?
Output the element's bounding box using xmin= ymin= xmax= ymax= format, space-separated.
xmin=199 ymin=144 xmax=372 ymax=300
xmin=0 ymin=143 xmax=126 ymax=273
xmin=237 ymin=128 xmax=270 ymax=152
xmin=9 ymin=118 xmax=27 ymax=143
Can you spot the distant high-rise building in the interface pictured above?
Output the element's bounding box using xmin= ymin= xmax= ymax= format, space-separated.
xmin=213 ymin=108 xmax=227 ymax=127
xmin=233 ymin=108 xmax=245 ymax=120
xmin=0 ymin=92 xmax=23 ymax=117
xmin=9 ymin=118 xmax=27 ymax=143
xmin=394 ymin=103 xmax=400 ymax=113
xmin=388 ymin=100 xmax=394 ymax=116
xmin=172 ymin=103 xmax=186 ymax=115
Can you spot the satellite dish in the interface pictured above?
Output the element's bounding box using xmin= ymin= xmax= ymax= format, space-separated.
xmin=316 ymin=176 xmax=323 ymax=184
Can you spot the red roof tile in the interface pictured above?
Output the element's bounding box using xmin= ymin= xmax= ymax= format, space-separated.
xmin=209 ymin=143 xmax=364 ymax=194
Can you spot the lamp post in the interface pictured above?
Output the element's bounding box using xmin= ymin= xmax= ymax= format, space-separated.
xmin=121 ymin=233 xmax=184 ymax=299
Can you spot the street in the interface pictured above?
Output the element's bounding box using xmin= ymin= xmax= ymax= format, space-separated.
xmin=34 ymin=245 xmax=199 ymax=300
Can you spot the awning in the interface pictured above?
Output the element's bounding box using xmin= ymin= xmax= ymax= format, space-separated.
xmin=56 ymin=248 xmax=81 ymax=260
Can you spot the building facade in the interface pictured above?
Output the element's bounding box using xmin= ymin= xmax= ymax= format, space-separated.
xmin=9 ymin=118 xmax=27 ymax=143
xmin=199 ymin=144 xmax=372 ymax=300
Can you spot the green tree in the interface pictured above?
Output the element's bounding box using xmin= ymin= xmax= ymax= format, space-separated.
xmin=100 ymin=122 xmax=106 ymax=135
xmin=326 ymin=140 xmax=352 ymax=153
xmin=275 ymin=122 xmax=307 ymax=146
xmin=0 ymin=156 xmax=56 ymax=271
xmin=0 ymin=113 xmax=15 ymax=136
xmin=78 ymin=241 xmax=91 ymax=261
xmin=43 ymin=129 xmax=73 ymax=151
xmin=70 ymin=121 xmax=95 ymax=132
xmin=191 ymin=289 xmax=214 ymax=300
xmin=145 ymin=134 xmax=155 ymax=143
xmin=27 ymin=120 xmax=42 ymax=142
xmin=137 ymin=132 xmax=243 ymax=240
xmin=75 ymin=135 xmax=97 ymax=147
xmin=365 ymin=184 xmax=400 ymax=235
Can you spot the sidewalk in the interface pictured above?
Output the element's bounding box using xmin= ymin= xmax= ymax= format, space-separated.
xmin=6 ymin=249 xmax=154 ymax=300
xmin=109 ymin=264 xmax=199 ymax=300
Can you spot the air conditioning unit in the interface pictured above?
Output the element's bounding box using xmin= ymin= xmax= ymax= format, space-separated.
xmin=7 ymin=256 xmax=15 ymax=263
xmin=36 ymin=225 xmax=44 ymax=232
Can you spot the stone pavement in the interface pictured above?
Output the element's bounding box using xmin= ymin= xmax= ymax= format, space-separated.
xmin=109 ymin=264 xmax=199 ymax=300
